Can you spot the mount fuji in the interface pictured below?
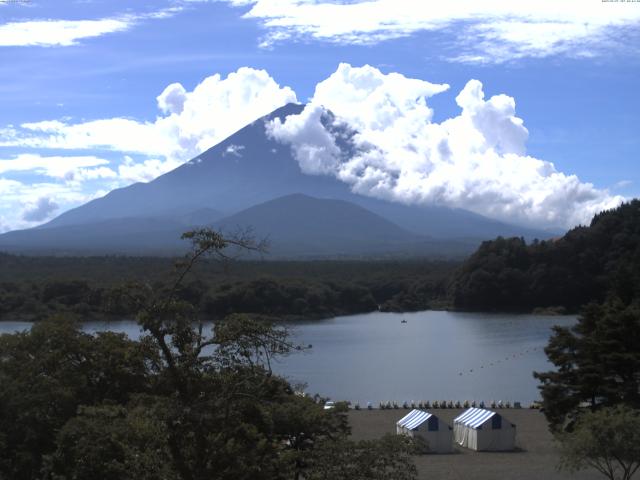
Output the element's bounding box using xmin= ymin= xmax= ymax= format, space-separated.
xmin=0 ymin=104 xmax=554 ymax=257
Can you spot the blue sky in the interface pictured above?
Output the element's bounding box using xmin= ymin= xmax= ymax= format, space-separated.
xmin=0 ymin=0 xmax=638 ymax=231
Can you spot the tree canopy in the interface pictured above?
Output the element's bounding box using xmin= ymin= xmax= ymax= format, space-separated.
xmin=534 ymin=301 xmax=640 ymax=430
xmin=0 ymin=254 xmax=454 ymax=322
xmin=557 ymin=405 xmax=640 ymax=480
xmin=450 ymin=200 xmax=640 ymax=312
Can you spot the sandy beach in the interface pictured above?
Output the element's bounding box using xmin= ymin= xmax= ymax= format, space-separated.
xmin=348 ymin=409 xmax=604 ymax=480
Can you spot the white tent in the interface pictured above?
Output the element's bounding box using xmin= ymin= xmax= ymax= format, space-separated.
xmin=396 ymin=409 xmax=453 ymax=453
xmin=453 ymin=407 xmax=516 ymax=451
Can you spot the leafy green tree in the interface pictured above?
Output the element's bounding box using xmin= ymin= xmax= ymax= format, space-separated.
xmin=101 ymin=229 xmax=379 ymax=480
xmin=534 ymin=301 xmax=640 ymax=430
xmin=557 ymin=405 xmax=640 ymax=480
xmin=0 ymin=318 xmax=152 ymax=480
xmin=305 ymin=434 xmax=418 ymax=480
xmin=450 ymin=199 xmax=640 ymax=312
xmin=43 ymin=402 xmax=178 ymax=480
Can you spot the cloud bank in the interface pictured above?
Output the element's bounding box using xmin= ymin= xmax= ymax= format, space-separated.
xmin=221 ymin=0 xmax=640 ymax=63
xmin=268 ymin=63 xmax=622 ymax=228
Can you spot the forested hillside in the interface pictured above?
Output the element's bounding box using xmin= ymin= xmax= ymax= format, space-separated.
xmin=450 ymin=200 xmax=640 ymax=312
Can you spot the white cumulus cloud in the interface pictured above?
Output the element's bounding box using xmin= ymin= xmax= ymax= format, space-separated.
xmin=157 ymin=83 xmax=188 ymax=115
xmin=117 ymin=156 xmax=181 ymax=184
xmin=268 ymin=63 xmax=623 ymax=228
xmin=2 ymin=67 xmax=297 ymax=167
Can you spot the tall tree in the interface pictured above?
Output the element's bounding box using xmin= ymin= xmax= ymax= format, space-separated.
xmin=557 ymin=406 xmax=640 ymax=480
xmin=534 ymin=301 xmax=640 ymax=430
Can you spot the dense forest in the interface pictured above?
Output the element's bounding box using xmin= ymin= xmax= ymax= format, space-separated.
xmin=0 ymin=255 xmax=456 ymax=321
xmin=450 ymin=200 xmax=640 ymax=312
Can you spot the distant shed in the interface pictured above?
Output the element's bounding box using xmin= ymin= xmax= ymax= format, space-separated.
xmin=396 ymin=409 xmax=453 ymax=453
xmin=453 ymin=407 xmax=516 ymax=451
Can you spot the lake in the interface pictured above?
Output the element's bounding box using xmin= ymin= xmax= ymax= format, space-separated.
xmin=0 ymin=310 xmax=575 ymax=405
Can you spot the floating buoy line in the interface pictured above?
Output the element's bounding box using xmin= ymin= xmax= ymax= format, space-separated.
xmin=456 ymin=346 xmax=543 ymax=377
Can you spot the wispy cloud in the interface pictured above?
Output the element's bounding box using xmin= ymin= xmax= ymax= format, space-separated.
xmin=0 ymin=7 xmax=182 ymax=47
xmin=217 ymin=0 xmax=640 ymax=63
xmin=614 ymin=180 xmax=632 ymax=189
xmin=0 ymin=0 xmax=33 ymax=6
xmin=0 ymin=18 xmax=131 ymax=47
xmin=0 ymin=153 xmax=115 ymax=180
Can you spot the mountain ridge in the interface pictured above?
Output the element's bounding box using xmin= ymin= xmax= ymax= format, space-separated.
xmin=0 ymin=194 xmax=478 ymax=258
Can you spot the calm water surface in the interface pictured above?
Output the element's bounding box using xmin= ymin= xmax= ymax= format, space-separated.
xmin=0 ymin=310 xmax=575 ymax=404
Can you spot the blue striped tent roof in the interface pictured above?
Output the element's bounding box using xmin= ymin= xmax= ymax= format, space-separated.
xmin=397 ymin=409 xmax=432 ymax=430
xmin=454 ymin=408 xmax=497 ymax=429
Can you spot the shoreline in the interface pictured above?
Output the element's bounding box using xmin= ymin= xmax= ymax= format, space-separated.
xmin=0 ymin=306 xmax=577 ymax=323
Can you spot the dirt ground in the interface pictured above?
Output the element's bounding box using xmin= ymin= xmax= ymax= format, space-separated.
xmin=348 ymin=409 xmax=606 ymax=480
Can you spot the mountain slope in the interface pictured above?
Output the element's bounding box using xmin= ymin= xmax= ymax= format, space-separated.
xmin=346 ymin=195 xmax=553 ymax=240
xmin=0 ymin=103 xmax=556 ymax=255
xmin=0 ymin=218 xmax=188 ymax=255
xmin=41 ymin=103 xmax=349 ymax=228
xmin=0 ymin=195 xmax=478 ymax=257
xmin=38 ymin=103 xmax=553 ymax=239
xmin=213 ymin=193 xmax=420 ymax=256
